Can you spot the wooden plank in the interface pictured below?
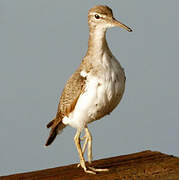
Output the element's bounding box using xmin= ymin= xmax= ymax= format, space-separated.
xmin=1 ymin=150 xmax=179 ymax=180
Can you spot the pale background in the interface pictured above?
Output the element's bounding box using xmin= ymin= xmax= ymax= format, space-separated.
xmin=0 ymin=0 xmax=179 ymax=176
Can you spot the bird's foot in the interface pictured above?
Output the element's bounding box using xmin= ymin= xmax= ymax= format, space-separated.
xmin=77 ymin=158 xmax=92 ymax=168
xmin=77 ymin=161 xmax=96 ymax=174
xmin=77 ymin=162 xmax=109 ymax=174
xmin=84 ymin=168 xmax=96 ymax=174
xmin=88 ymin=166 xmax=109 ymax=172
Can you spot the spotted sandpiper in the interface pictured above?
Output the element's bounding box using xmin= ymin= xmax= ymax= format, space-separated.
xmin=45 ymin=5 xmax=132 ymax=174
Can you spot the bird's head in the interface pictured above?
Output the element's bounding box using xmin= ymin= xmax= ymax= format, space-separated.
xmin=88 ymin=5 xmax=132 ymax=32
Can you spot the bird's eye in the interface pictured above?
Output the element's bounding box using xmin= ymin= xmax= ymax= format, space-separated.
xmin=95 ymin=14 xmax=100 ymax=19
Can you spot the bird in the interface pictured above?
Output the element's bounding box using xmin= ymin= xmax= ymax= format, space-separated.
xmin=45 ymin=5 xmax=132 ymax=174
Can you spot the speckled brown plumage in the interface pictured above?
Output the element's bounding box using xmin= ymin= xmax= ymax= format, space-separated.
xmin=45 ymin=59 xmax=95 ymax=146
xmin=51 ymin=61 xmax=93 ymax=125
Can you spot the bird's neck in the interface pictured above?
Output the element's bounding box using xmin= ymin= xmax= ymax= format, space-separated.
xmin=86 ymin=27 xmax=110 ymax=57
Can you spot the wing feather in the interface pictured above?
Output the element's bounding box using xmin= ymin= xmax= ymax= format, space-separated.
xmin=52 ymin=68 xmax=86 ymax=127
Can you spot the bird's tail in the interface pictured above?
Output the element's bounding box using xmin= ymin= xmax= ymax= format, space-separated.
xmin=45 ymin=118 xmax=66 ymax=146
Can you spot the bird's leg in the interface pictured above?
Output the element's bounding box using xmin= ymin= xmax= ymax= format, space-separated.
xmin=84 ymin=127 xmax=92 ymax=164
xmin=77 ymin=135 xmax=88 ymax=168
xmin=78 ymin=127 xmax=92 ymax=164
xmin=85 ymin=127 xmax=109 ymax=172
xmin=74 ymin=130 xmax=95 ymax=174
xmin=80 ymin=130 xmax=88 ymax=155
xmin=82 ymin=136 xmax=88 ymax=155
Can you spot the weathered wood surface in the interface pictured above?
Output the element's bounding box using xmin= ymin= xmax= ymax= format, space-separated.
xmin=1 ymin=150 xmax=179 ymax=180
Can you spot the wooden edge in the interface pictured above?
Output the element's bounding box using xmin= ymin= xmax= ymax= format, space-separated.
xmin=1 ymin=150 xmax=179 ymax=180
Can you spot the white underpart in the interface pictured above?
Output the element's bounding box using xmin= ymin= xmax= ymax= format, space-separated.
xmin=62 ymin=51 xmax=125 ymax=130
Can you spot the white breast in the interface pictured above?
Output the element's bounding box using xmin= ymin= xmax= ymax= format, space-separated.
xmin=88 ymin=53 xmax=125 ymax=120
xmin=62 ymin=53 xmax=125 ymax=130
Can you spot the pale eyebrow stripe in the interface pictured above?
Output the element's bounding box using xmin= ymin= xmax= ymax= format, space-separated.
xmin=89 ymin=12 xmax=106 ymax=18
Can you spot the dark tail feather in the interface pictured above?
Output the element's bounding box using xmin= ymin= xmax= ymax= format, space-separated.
xmin=46 ymin=118 xmax=55 ymax=128
xmin=45 ymin=126 xmax=58 ymax=146
xmin=45 ymin=122 xmax=66 ymax=146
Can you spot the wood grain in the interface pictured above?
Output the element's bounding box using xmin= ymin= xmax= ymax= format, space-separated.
xmin=1 ymin=150 xmax=179 ymax=180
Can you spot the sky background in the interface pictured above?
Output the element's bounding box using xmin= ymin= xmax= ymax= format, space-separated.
xmin=0 ymin=0 xmax=179 ymax=176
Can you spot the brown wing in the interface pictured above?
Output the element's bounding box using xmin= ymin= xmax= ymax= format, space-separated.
xmin=52 ymin=68 xmax=86 ymax=127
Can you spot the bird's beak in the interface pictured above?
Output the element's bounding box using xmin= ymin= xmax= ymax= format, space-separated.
xmin=111 ymin=18 xmax=132 ymax=32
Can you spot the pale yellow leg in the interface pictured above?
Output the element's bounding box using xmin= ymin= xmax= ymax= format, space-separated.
xmin=82 ymin=135 xmax=88 ymax=154
xmin=85 ymin=127 xmax=109 ymax=172
xmin=74 ymin=130 xmax=95 ymax=174
xmin=77 ymin=135 xmax=88 ymax=168
xmin=84 ymin=128 xmax=92 ymax=164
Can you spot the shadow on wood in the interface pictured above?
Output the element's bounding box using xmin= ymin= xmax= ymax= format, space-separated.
xmin=1 ymin=150 xmax=179 ymax=180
